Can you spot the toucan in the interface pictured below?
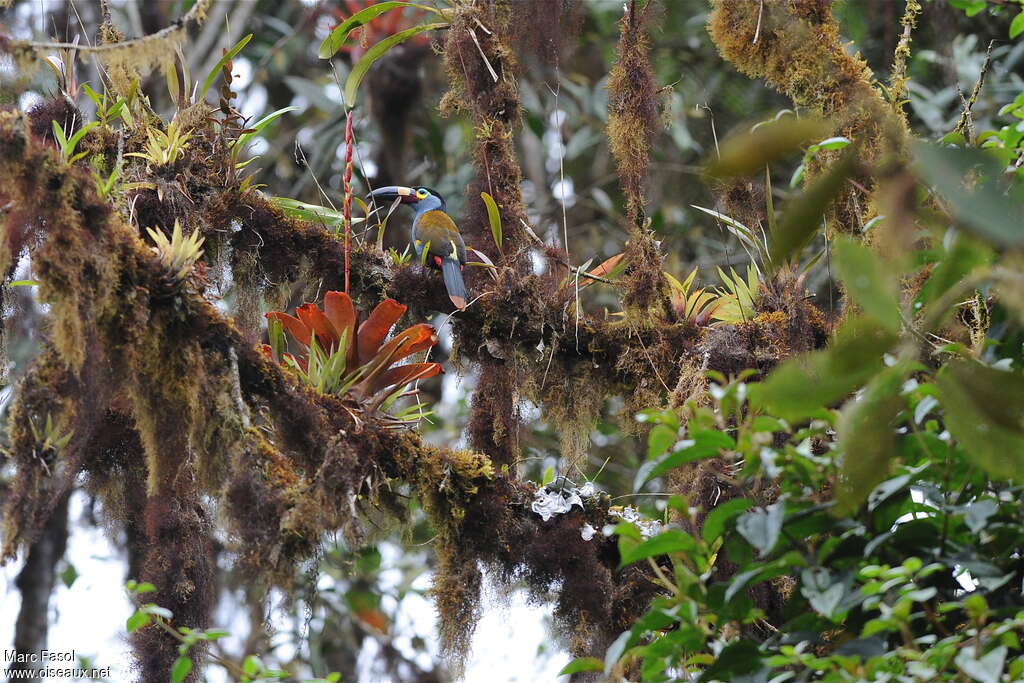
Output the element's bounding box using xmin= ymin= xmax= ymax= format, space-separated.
xmin=369 ymin=185 xmax=468 ymax=310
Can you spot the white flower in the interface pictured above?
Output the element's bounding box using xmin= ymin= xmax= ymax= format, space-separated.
xmin=580 ymin=523 xmax=596 ymax=541
xmin=609 ymin=506 xmax=663 ymax=538
xmin=579 ymin=481 xmax=596 ymax=498
xmin=531 ymin=486 xmax=584 ymax=521
xmin=641 ymin=520 xmax=663 ymax=539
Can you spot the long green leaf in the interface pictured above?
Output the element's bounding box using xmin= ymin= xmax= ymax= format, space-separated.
xmin=618 ymin=529 xmax=697 ymax=568
xmin=935 ymin=360 xmax=1024 ymax=480
xmin=201 ymin=33 xmax=253 ymax=98
xmin=51 ymin=120 xmax=68 ymax=149
xmin=705 ymin=116 xmax=831 ymax=179
xmin=233 ymin=106 xmax=299 ymax=154
xmin=770 ymin=148 xmax=857 ymax=267
xmin=558 ymin=658 xmax=604 ymax=675
xmin=171 ymin=657 xmax=193 ymax=683
xmin=65 ymin=121 xmax=99 ymax=157
xmin=269 ymin=196 xmax=364 ymax=228
xmin=318 ymin=2 xmax=440 ymax=59
xmin=913 ymin=141 xmax=1024 ymax=248
xmin=344 ymin=23 xmax=447 ymax=109
xmin=836 ymin=362 xmax=910 ymax=513
xmin=480 ymin=191 xmax=502 ymax=250
xmin=751 ymin=316 xmax=898 ymax=422
xmin=692 ymin=205 xmax=759 ymax=252
xmin=833 ymin=236 xmax=902 ymax=334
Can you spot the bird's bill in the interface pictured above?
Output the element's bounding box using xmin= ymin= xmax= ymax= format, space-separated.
xmin=368 ymin=186 xmax=417 ymax=203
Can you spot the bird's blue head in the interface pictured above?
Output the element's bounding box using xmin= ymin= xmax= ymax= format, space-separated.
xmin=368 ymin=185 xmax=446 ymax=215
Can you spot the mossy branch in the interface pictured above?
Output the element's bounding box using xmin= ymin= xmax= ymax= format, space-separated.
xmin=0 ymin=0 xmax=212 ymax=56
xmin=707 ymin=0 xmax=911 ymax=236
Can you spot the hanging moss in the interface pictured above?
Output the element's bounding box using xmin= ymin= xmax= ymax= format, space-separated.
xmin=606 ymin=0 xmax=669 ymax=323
xmin=439 ymin=0 xmax=541 ymax=286
xmin=607 ymin=0 xmax=658 ymax=229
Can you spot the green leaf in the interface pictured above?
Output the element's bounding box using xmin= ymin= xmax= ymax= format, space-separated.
xmin=269 ymin=196 xmax=355 ymax=227
xmin=646 ymin=424 xmax=676 ymax=458
xmin=697 ymin=639 xmax=764 ymax=682
xmin=612 ymin=521 xmax=643 ymax=543
xmin=635 ymin=430 xmax=733 ymax=489
xmin=725 ymin=551 xmax=805 ymax=602
xmin=233 ymin=106 xmax=299 ymax=158
xmin=770 ymin=148 xmax=857 ymax=266
xmin=913 ymin=142 xmax=1024 ymax=248
xmin=603 ymin=630 xmax=635 ymax=675
xmin=81 ymin=83 xmax=102 ymax=107
xmin=736 ymin=501 xmax=785 ymax=557
xmin=9 ymin=280 xmax=39 ymax=287
xmin=559 ymin=657 xmax=604 ymax=675
xmin=64 ymin=121 xmax=99 ymax=158
xmin=949 ymin=0 xmax=987 ymax=16
xmin=542 ymin=465 xmax=555 ymax=486
xmin=619 ymin=529 xmax=697 ymax=567
xmin=916 ymin=233 xmax=992 ymax=307
xmin=344 ymin=23 xmax=447 ymax=108
xmin=60 ymin=562 xmax=79 ymax=588
xmin=51 ymin=120 xmax=68 ymax=149
xmin=964 ymin=498 xmax=998 ymax=534
xmin=702 ymin=498 xmax=752 ymax=544
xmin=836 ymin=362 xmax=909 ymax=513
xmin=935 ymin=360 xmax=1024 ymax=480
xmin=751 ymin=316 xmax=898 ymax=422
xmin=202 ymin=629 xmax=231 ymax=640
xmin=480 ymin=192 xmax=502 ymax=250
xmin=1011 ymin=11 xmax=1024 ymax=39
xmin=814 ymin=136 xmax=852 ymax=151
xmin=135 ymin=582 xmax=157 ymax=594
xmin=171 ymin=656 xmax=193 ymax=683
xmin=126 ymin=610 xmax=151 ymax=632
xmin=201 ymin=33 xmax=253 ymax=98
xmin=243 ymin=655 xmax=262 ymax=675
xmin=800 ymin=567 xmax=844 ymax=619
xmin=144 ymin=605 xmax=173 ymax=619
xmin=318 ymin=2 xmax=440 ymax=59
xmin=705 ymin=116 xmax=831 ymax=178
xmin=356 ymin=546 xmax=382 ymax=573
xmin=691 ymin=205 xmax=760 ymax=254
xmin=833 ymin=236 xmax=902 ymax=333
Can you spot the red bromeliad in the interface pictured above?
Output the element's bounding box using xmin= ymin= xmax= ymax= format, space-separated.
xmin=263 ymin=291 xmax=442 ymax=403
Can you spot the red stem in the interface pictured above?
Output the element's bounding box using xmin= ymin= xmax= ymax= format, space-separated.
xmin=343 ymin=110 xmax=354 ymax=294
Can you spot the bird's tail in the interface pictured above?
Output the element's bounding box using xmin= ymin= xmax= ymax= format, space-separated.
xmin=441 ymin=258 xmax=467 ymax=310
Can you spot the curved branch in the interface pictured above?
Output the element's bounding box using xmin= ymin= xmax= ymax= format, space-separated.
xmin=0 ymin=0 xmax=212 ymax=54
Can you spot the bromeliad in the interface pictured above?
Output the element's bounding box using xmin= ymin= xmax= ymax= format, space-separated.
xmin=368 ymin=185 xmax=468 ymax=310
xmin=263 ymin=292 xmax=443 ymax=407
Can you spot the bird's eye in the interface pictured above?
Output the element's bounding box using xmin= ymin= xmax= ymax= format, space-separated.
xmin=416 ymin=189 xmax=428 ymax=199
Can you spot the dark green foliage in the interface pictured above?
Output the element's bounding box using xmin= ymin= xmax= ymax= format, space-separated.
xmin=588 ymin=372 xmax=1024 ymax=680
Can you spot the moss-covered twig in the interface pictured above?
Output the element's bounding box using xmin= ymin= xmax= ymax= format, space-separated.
xmin=889 ymin=0 xmax=922 ymax=115
xmin=954 ymin=39 xmax=995 ymax=145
